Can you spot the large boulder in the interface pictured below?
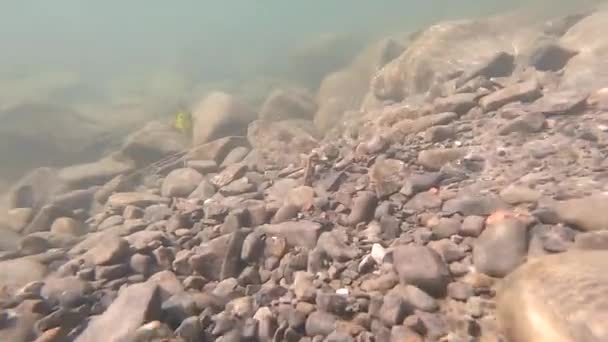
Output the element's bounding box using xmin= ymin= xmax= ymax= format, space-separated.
xmin=0 ymin=258 xmax=48 ymax=294
xmin=57 ymin=153 xmax=135 ymax=190
xmin=120 ymin=121 xmax=189 ymax=167
xmin=1 ymin=167 xmax=62 ymax=211
xmin=75 ymin=282 xmax=162 ymax=342
xmin=314 ymin=69 xmax=369 ymax=132
xmin=191 ymin=92 xmax=257 ymax=146
xmin=371 ymin=16 xmax=543 ymax=101
xmin=559 ymin=9 xmax=608 ymax=92
xmin=313 ymin=36 xmax=408 ymax=133
xmin=0 ymin=102 xmax=113 ymax=183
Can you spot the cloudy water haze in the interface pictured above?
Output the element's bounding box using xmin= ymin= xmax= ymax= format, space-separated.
xmin=0 ymin=1 xmax=608 ymax=340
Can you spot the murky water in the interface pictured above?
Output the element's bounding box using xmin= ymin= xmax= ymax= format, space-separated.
xmin=0 ymin=0 xmax=603 ymax=187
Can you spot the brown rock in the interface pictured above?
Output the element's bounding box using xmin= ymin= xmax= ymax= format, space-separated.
xmin=187 ymin=136 xmax=248 ymax=164
xmin=161 ymin=168 xmax=204 ymax=198
xmin=120 ymin=121 xmax=187 ymax=166
xmin=94 ymin=174 xmax=133 ymax=204
xmin=574 ymin=231 xmax=608 ymax=250
xmin=479 ymin=79 xmax=542 ymax=112
xmin=553 ymin=195 xmax=608 ymax=231
xmin=22 ymin=204 xmax=71 ymax=235
xmin=191 ymin=92 xmax=257 ymax=146
xmin=148 ymin=270 xmax=184 ymax=300
xmin=443 ymin=194 xmax=508 ymax=216
xmin=247 ymin=119 xmax=319 ymax=168
xmin=285 ymin=186 xmax=316 ymax=211
xmin=499 ymin=185 xmax=541 ymax=205
xmin=211 ymin=163 xmax=247 ymax=188
xmin=220 ymin=146 xmax=251 ymax=168
xmin=259 ymin=221 xmax=322 ymax=249
xmin=75 ymin=282 xmax=161 ymax=342
xmin=528 ymin=42 xmax=577 ymax=72
xmin=189 ymin=234 xmax=232 ymax=281
xmin=392 ymin=245 xmax=450 ymax=297
xmin=347 ymin=191 xmax=377 ymax=226
xmin=417 ymin=148 xmax=467 ymax=171
xmin=369 ymin=159 xmax=406 ymax=198
xmin=58 ymin=154 xmax=135 ymax=190
xmin=314 ymin=69 xmax=368 ymax=132
xmin=50 ymin=217 xmax=86 ymax=236
xmin=434 ymin=93 xmax=478 ymax=115
xmin=5 ymin=207 xmax=33 ymax=233
xmin=186 ymin=159 xmax=218 ymax=174
xmin=84 ymin=236 xmax=130 ymax=266
xmin=473 ymin=218 xmax=528 ymax=277
xmin=107 ymin=192 xmax=167 ymax=210
xmin=188 ymin=180 xmax=216 ymax=201
xmin=391 ymin=112 xmax=458 ymax=140
xmin=19 ymin=235 xmax=50 ymax=255
xmin=498 ymin=112 xmax=546 ymax=135
xmin=0 ymin=258 xmax=47 ymax=293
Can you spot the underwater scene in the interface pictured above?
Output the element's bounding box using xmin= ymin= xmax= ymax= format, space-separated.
xmin=0 ymin=0 xmax=607 ymax=341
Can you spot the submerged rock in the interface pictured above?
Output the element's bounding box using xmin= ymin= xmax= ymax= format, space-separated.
xmin=191 ymin=92 xmax=257 ymax=146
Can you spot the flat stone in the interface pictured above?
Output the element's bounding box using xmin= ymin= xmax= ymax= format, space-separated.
xmin=532 ymin=90 xmax=588 ymax=115
xmin=498 ymin=112 xmax=546 ymax=135
xmin=479 ymin=79 xmax=542 ymax=112
xmin=75 ymin=282 xmax=161 ymax=342
xmin=161 ymin=168 xmax=204 ymax=198
xmin=187 ymin=136 xmax=249 ymax=164
xmin=220 ymin=146 xmax=251 ymax=168
xmin=434 ymin=93 xmax=477 ymax=115
xmin=107 ymin=192 xmax=167 ymax=210
xmin=188 ymin=180 xmax=217 ymax=201
xmin=417 ymin=148 xmax=467 ymax=171
xmin=211 ymin=163 xmax=247 ymax=188
xmin=186 ymin=160 xmax=218 ymax=174
xmin=219 ymin=177 xmax=255 ymax=196
xmin=499 ymin=184 xmax=541 ymax=205
xmin=147 ymin=270 xmax=185 ymax=300
xmin=84 ymin=236 xmax=130 ymax=266
xmin=443 ymin=194 xmax=507 ymax=216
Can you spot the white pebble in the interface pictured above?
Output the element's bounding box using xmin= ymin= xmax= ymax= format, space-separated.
xmin=336 ymin=288 xmax=349 ymax=296
xmin=371 ymin=243 xmax=387 ymax=264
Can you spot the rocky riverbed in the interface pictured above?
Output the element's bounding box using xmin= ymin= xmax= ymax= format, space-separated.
xmin=1 ymin=4 xmax=608 ymax=342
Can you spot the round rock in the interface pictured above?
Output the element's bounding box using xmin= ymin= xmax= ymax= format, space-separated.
xmin=497 ymin=251 xmax=608 ymax=341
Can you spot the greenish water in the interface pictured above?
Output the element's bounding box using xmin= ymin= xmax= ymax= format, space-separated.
xmin=0 ymin=0 xmax=603 ymax=187
xmin=0 ymin=1 xmax=599 ymax=104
